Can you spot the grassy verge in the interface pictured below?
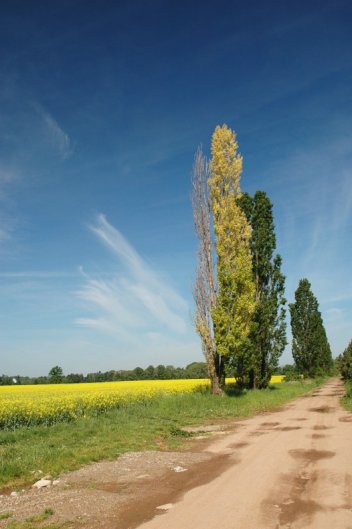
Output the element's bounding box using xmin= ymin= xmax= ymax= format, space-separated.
xmin=0 ymin=379 xmax=325 ymax=490
xmin=341 ymin=381 xmax=352 ymax=411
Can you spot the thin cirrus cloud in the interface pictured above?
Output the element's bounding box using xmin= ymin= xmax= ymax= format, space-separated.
xmin=32 ymin=103 xmax=73 ymax=160
xmin=41 ymin=110 xmax=73 ymax=160
xmin=268 ymin=131 xmax=352 ymax=270
xmin=75 ymin=214 xmax=188 ymax=338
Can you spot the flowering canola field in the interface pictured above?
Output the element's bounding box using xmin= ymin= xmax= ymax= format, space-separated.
xmin=0 ymin=376 xmax=284 ymax=430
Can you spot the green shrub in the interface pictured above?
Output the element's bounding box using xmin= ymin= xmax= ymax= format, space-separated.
xmin=340 ymin=340 xmax=352 ymax=380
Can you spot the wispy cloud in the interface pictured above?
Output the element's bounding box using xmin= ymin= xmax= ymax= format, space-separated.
xmin=32 ymin=103 xmax=73 ymax=160
xmin=41 ymin=110 xmax=73 ymax=160
xmin=265 ymin=127 xmax=352 ymax=359
xmin=76 ymin=215 xmax=188 ymax=338
xmin=268 ymin=131 xmax=352 ymax=269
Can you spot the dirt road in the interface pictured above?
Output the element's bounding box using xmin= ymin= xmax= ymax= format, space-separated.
xmin=2 ymin=379 xmax=352 ymax=529
xmin=135 ymin=378 xmax=352 ymax=529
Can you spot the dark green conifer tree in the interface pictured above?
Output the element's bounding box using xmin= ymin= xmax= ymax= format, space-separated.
xmin=237 ymin=191 xmax=287 ymax=388
xmin=289 ymin=279 xmax=332 ymax=377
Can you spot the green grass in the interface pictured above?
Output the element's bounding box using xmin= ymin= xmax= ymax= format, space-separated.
xmin=0 ymin=379 xmax=324 ymax=490
xmin=0 ymin=513 xmax=13 ymax=521
xmin=341 ymin=381 xmax=352 ymax=411
xmin=1 ymin=508 xmax=68 ymax=529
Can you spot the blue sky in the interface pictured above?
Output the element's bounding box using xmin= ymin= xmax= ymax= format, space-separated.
xmin=0 ymin=0 xmax=351 ymax=376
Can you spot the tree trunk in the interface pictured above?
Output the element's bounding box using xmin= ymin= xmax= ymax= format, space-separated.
xmin=259 ymin=349 xmax=269 ymax=389
xmin=215 ymin=354 xmax=225 ymax=394
xmin=248 ymin=368 xmax=257 ymax=389
xmin=209 ymin=353 xmax=225 ymax=395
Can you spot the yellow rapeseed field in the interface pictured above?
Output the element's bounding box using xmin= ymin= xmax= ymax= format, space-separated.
xmin=0 ymin=376 xmax=284 ymax=429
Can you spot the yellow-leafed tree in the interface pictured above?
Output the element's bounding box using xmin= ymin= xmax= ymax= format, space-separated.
xmin=209 ymin=125 xmax=256 ymax=386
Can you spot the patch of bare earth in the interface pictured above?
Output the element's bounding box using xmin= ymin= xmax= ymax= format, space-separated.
xmin=0 ymin=425 xmax=239 ymax=529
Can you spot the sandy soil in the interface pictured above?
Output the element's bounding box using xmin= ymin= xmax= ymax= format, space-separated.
xmin=1 ymin=378 xmax=351 ymax=529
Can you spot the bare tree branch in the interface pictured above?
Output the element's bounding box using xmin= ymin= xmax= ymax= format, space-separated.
xmin=192 ymin=147 xmax=223 ymax=394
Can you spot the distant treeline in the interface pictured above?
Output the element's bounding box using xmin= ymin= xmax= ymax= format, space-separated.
xmin=0 ymin=362 xmax=210 ymax=385
xmin=0 ymin=362 xmax=298 ymax=386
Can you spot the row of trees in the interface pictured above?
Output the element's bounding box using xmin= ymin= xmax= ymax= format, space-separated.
xmin=0 ymin=362 xmax=209 ymax=385
xmin=192 ymin=124 xmax=332 ymax=393
xmin=192 ymin=125 xmax=286 ymax=393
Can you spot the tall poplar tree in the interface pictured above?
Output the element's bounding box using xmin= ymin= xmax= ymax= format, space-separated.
xmin=192 ymin=148 xmax=223 ymax=394
xmin=208 ymin=125 xmax=256 ymax=385
xmin=238 ymin=191 xmax=286 ymax=388
xmin=289 ymin=279 xmax=332 ymax=377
